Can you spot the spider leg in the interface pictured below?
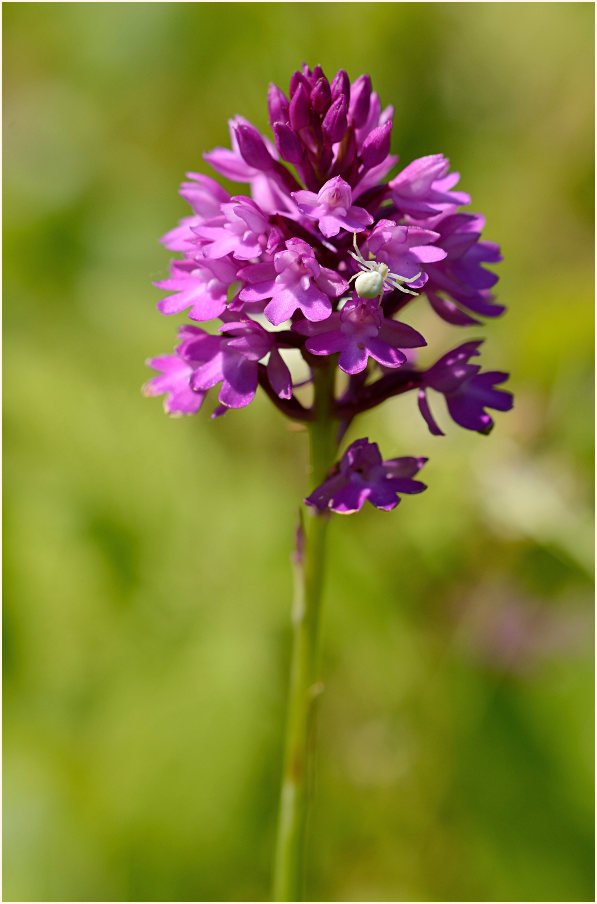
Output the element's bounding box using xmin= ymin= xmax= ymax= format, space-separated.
xmin=396 ymin=270 xmax=422 ymax=284
xmin=349 ymin=249 xmax=368 ymax=268
xmin=392 ymin=282 xmax=419 ymax=296
xmin=349 ymin=252 xmax=376 ymax=273
xmin=352 ymin=231 xmax=375 ymax=266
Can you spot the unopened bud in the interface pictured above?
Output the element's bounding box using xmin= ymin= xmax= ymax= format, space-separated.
xmin=311 ymin=76 xmax=332 ymax=115
xmin=289 ymin=83 xmax=311 ymax=131
xmin=349 ymin=74 xmax=372 ymax=128
xmin=361 ymin=121 xmax=393 ymax=169
xmin=290 ymin=70 xmax=311 ymax=98
xmin=330 ymin=69 xmax=350 ymax=102
xmin=322 ymin=95 xmax=347 ymax=143
xmin=235 ymin=124 xmax=274 ymax=171
xmin=274 ymin=122 xmax=303 ymax=165
xmin=268 ymin=83 xmax=289 ymax=126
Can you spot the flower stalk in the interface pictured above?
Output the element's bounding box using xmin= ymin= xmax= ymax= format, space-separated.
xmin=273 ymin=364 xmax=336 ymax=902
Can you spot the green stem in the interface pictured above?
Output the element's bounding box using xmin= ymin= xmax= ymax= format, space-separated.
xmin=273 ymin=365 xmax=337 ymax=902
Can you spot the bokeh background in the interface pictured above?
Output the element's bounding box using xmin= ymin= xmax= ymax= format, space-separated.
xmin=3 ymin=3 xmax=594 ymax=902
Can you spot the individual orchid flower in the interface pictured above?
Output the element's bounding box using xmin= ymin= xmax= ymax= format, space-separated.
xmin=154 ymin=256 xmax=239 ymax=321
xmin=305 ymin=438 xmax=427 ymax=514
xmin=296 ymin=297 xmax=426 ymax=374
xmin=238 ymin=238 xmax=348 ymax=325
xmin=292 ymin=176 xmax=373 ymax=238
xmin=418 ymin=341 xmax=513 ymax=435
xmin=389 ymin=153 xmax=470 ymax=217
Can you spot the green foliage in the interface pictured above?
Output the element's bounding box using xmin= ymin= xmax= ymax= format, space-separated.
xmin=4 ymin=4 xmax=594 ymax=900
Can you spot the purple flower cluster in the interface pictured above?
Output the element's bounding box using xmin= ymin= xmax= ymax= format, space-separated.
xmin=145 ymin=65 xmax=512 ymax=514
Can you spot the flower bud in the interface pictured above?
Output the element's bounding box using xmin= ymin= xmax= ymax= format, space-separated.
xmin=311 ymin=76 xmax=331 ymax=114
xmin=235 ymin=123 xmax=274 ymax=171
xmin=267 ymin=83 xmax=289 ymax=126
xmin=273 ymin=122 xmax=304 ymax=165
xmin=289 ymin=83 xmax=311 ymax=131
xmin=322 ymin=95 xmax=347 ymax=143
xmin=349 ymin=74 xmax=372 ymax=128
xmin=311 ymin=64 xmax=326 ymax=83
xmin=289 ymin=70 xmax=311 ymax=97
xmin=361 ymin=121 xmax=393 ymax=169
xmin=330 ymin=69 xmax=350 ymax=102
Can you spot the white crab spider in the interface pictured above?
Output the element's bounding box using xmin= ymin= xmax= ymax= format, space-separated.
xmin=348 ymin=232 xmax=421 ymax=301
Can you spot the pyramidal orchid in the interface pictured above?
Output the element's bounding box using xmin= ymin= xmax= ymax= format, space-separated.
xmin=144 ymin=64 xmax=512 ymax=901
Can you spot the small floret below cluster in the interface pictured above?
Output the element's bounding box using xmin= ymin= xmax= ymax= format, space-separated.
xmin=145 ymin=64 xmax=512 ymax=514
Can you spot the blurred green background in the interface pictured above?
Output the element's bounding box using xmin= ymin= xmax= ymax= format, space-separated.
xmin=3 ymin=3 xmax=594 ymax=901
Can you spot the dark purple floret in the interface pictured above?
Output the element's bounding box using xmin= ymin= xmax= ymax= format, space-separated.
xmin=418 ymin=341 xmax=513 ymax=435
xmin=297 ymin=299 xmax=426 ymax=375
xmin=420 ymin=213 xmax=504 ymax=322
xmin=305 ymin=438 xmax=427 ymax=514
